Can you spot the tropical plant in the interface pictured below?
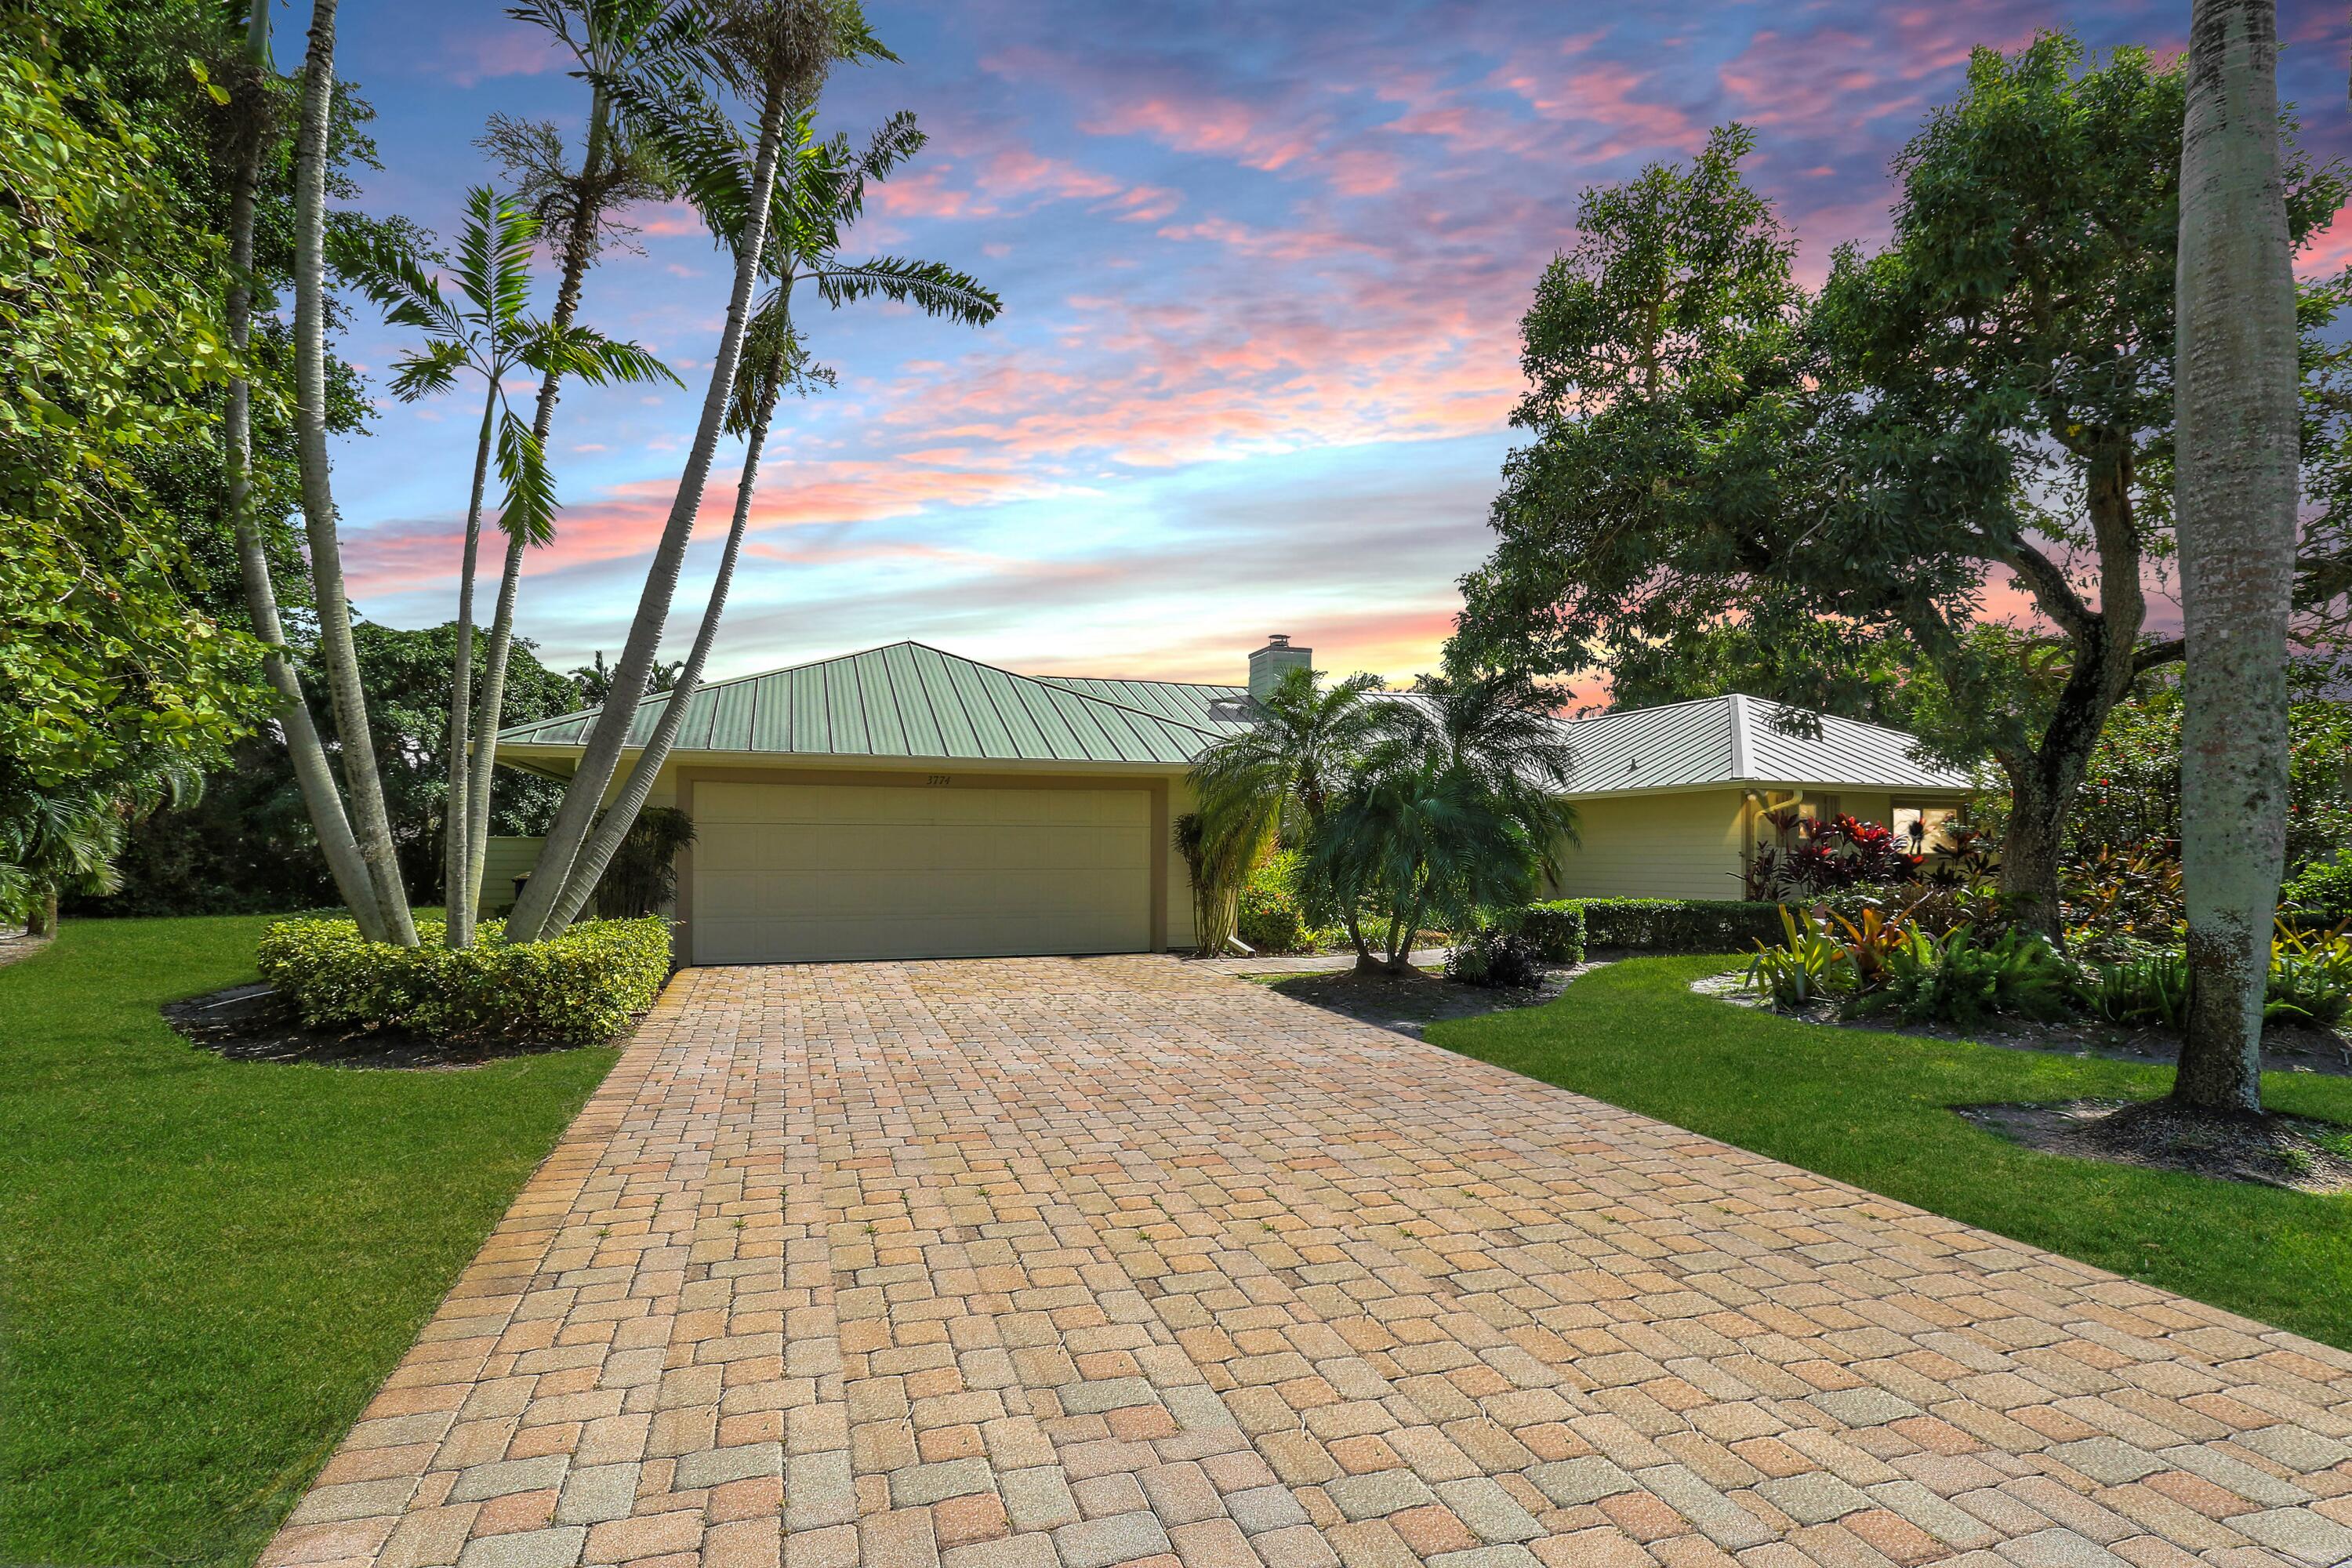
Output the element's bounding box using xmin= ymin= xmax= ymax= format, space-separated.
xmin=1862 ymin=924 xmax=2074 ymax=1029
xmin=591 ymin=806 xmax=695 ymax=919
xmin=1741 ymin=906 xmax=1853 ymax=1011
xmin=572 ymin=650 xmax=684 ymax=706
xmin=463 ymin=0 xmax=708 ymax=942
xmin=1301 ymin=678 xmax=1576 ymax=973
xmin=1446 ymin=927 xmax=1544 ymax=989
xmin=2079 ymin=951 xmax=2194 ymax=1028
xmin=344 ymin=187 xmax=676 ymax=944
xmin=2062 ymin=848 xmax=2185 ymax=958
xmin=1748 ymin=813 xmax=1916 ymax=899
xmin=507 ymin=0 xmax=897 ymax=942
xmin=2173 ymin=0 xmax=2302 ymax=1112
xmin=2265 ymin=922 xmax=2352 ymax=1027
xmin=1825 ymin=903 xmax=1911 ymax=991
xmin=1188 ymin=666 xmax=1391 ymax=954
xmin=2283 ymin=855 xmax=2352 ymax=924
xmin=539 ymin=106 xmax=998 ymax=937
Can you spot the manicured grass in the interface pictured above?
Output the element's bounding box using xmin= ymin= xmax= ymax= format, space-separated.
xmin=1430 ymin=955 xmax=2352 ymax=1352
xmin=0 ymin=916 xmax=619 ymax=1568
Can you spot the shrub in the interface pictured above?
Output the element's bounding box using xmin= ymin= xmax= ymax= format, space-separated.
xmin=1860 ymin=924 xmax=2071 ymax=1029
xmin=1446 ymin=927 xmax=1545 ymax=989
xmin=2267 ymin=924 xmax=2352 ymax=1027
xmin=2283 ymin=855 xmax=2352 ymax=925
xmin=1576 ymin=897 xmax=1784 ymax=952
xmin=1503 ymin=900 xmax=1586 ymax=964
xmin=1236 ymin=882 xmax=1310 ymax=953
xmin=1740 ymin=906 xmax=1853 ymax=1010
xmin=2080 ymin=951 xmax=2191 ymax=1028
xmin=257 ymin=916 xmax=671 ymax=1044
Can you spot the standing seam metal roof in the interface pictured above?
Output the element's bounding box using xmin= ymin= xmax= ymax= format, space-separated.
xmin=494 ymin=641 xmax=1219 ymax=765
xmin=496 ymin=643 xmax=1972 ymax=790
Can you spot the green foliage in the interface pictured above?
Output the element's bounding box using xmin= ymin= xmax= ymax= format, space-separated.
xmin=1568 ymin=897 xmax=1785 ymax=952
xmin=1504 ymin=900 xmax=1587 ymax=964
xmin=2081 ymin=951 xmax=2193 ymax=1028
xmin=2060 ymin=847 xmax=2184 ymax=958
xmin=257 ymin=915 xmax=670 ymax=1043
xmin=590 ymin=806 xmax=695 ymax=920
xmin=1234 ymin=852 xmax=1313 ymax=954
xmin=1446 ymin=927 xmax=1544 ymax=989
xmin=2267 ymin=925 xmax=2352 ymax=1028
xmin=1863 ymin=924 xmax=2074 ymax=1029
xmin=85 ymin=626 xmax=582 ymax=915
xmin=1740 ymin=906 xmax=1853 ymax=1009
xmin=2285 ymin=855 xmax=2352 ymax=924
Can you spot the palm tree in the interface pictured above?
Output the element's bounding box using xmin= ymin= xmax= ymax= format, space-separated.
xmin=1305 ymin=678 xmax=1577 ymax=975
xmin=211 ymin=0 xmax=387 ymax=941
xmin=347 ymin=190 xmax=676 ymax=943
xmin=2172 ymin=0 xmax=2300 ymax=1115
xmin=292 ymin=0 xmax=416 ymax=945
xmin=537 ymin=111 xmax=999 ymax=934
xmin=507 ymin=0 xmax=891 ymax=942
xmin=1187 ymin=666 xmax=1391 ymax=956
xmin=463 ymin=0 xmax=706 ymax=935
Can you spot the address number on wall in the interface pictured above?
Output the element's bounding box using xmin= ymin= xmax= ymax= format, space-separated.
xmin=925 ymin=774 xmax=953 ymax=786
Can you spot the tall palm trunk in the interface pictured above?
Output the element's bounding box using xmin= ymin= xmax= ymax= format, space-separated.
xmin=441 ymin=383 xmax=501 ymax=945
xmin=507 ymin=88 xmax=792 ymax=942
xmin=294 ymin=0 xmax=416 ymax=945
xmin=2172 ymin=0 xmax=2297 ymax=1114
xmin=461 ymin=95 xmax=614 ymax=925
xmin=223 ymin=1 xmax=386 ymax=941
xmin=543 ymin=325 xmax=791 ymax=935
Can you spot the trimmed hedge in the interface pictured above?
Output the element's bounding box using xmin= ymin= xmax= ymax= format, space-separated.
xmin=257 ymin=916 xmax=672 ymax=1044
xmin=1508 ymin=897 xmax=1783 ymax=957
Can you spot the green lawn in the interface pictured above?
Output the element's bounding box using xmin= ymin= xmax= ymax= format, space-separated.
xmin=1431 ymin=955 xmax=2352 ymax=1352
xmin=0 ymin=916 xmax=619 ymax=1568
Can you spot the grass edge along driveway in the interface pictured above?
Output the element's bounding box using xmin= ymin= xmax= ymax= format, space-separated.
xmin=1431 ymin=954 xmax=2352 ymax=1355
xmin=0 ymin=916 xmax=619 ymax=1568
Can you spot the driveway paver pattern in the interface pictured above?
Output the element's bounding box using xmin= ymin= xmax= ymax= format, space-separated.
xmin=263 ymin=956 xmax=2352 ymax=1568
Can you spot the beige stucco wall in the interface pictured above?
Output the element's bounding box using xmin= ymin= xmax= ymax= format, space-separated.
xmin=1166 ymin=778 xmax=1198 ymax=953
xmin=1546 ymin=789 xmax=1750 ymax=901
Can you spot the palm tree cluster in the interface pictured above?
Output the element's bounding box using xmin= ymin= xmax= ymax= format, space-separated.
xmin=231 ymin=0 xmax=999 ymax=950
xmin=1187 ymin=668 xmax=1578 ymax=973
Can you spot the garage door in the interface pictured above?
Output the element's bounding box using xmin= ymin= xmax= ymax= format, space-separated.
xmin=688 ymin=780 xmax=1153 ymax=963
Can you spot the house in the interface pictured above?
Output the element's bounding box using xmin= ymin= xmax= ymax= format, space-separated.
xmin=492 ymin=637 xmax=1973 ymax=964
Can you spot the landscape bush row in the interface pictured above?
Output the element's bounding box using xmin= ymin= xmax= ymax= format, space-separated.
xmin=257 ymin=916 xmax=672 ymax=1044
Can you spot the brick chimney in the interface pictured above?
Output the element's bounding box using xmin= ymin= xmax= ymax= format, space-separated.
xmin=1247 ymin=634 xmax=1312 ymax=700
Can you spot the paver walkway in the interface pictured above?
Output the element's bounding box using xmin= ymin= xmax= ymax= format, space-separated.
xmin=263 ymin=956 xmax=2352 ymax=1568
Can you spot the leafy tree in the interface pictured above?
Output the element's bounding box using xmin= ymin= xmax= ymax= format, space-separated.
xmin=347 ymin=187 xmax=675 ymax=943
xmin=539 ymin=107 xmax=999 ymax=935
xmin=1454 ymin=38 xmax=2351 ymax=941
xmin=0 ymin=30 xmax=262 ymax=929
xmin=507 ymin=0 xmax=897 ymax=942
xmin=90 ymin=626 xmax=583 ymax=915
xmin=2172 ymin=0 xmax=2302 ymax=1112
xmin=571 ymin=650 xmax=684 ymax=706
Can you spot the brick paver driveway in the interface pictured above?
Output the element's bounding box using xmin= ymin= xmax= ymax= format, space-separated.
xmin=265 ymin=956 xmax=2352 ymax=1568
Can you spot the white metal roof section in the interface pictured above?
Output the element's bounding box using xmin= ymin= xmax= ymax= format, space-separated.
xmin=1555 ymin=694 xmax=1969 ymax=797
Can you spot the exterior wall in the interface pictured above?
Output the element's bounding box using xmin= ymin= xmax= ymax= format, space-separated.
xmin=1166 ymin=778 xmax=1198 ymax=953
xmin=481 ymin=836 xmax=543 ymax=913
xmin=1547 ymin=789 xmax=1749 ymax=901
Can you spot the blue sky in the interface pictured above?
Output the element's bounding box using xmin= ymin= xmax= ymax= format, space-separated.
xmin=324 ymin=0 xmax=2352 ymax=693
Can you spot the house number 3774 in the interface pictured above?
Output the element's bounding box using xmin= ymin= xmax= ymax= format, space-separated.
xmin=925 ymin=775 xmax=952 ymax=786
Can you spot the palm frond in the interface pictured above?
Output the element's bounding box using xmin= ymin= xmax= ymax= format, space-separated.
xmin=495 ymin=408 xmax=558 ymax=547
xmin=813 ymin=258 xmax=1001 ymax=326
xmin=339 ymin=225 xmax=466 ymax=341
xmin=520 ymin=321 xmax=682 ymax=387
xmin=594 ymin=69 xmax=751 ymax=245
xmin=387 ymin=338 xmax=471 ymax=401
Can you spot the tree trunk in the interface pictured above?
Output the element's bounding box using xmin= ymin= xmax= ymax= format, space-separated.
xmin=507 ymin=87 xmax=791 ymax=942
xmin=293 ymin=0 xmax=416 ymax=945
xmin=442 ymin=386 xmax=499 ymax=946
xmin=542 ymin=328 xmax=790 ymax=935
xmin=2173 ymin=0 xmax=2297 ymax=1116
xmin=26 ymin=885 xmax=58 ymax=938
xmin=461 ymin=93 xmax=614 ymax=924
xmin=222 ymin=0 xmax=387 ymax=942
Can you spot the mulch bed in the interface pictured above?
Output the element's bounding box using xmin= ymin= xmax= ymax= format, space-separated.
xmin=1692 ymin=970 xmax=2352 ymax=1079
xmin=1258 ymin=960 xmax=1599 ymax=1038
xmin=164 ymin=982 xmax=600 ymax=1070
xmin=1960 ymin=1098 xmax=2352 ymax=1194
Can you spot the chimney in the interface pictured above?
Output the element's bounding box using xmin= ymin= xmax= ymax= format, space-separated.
xmin=1248 ymin=633 xmax=1312 ymax=700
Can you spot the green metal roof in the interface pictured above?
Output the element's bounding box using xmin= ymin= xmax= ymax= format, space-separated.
xmin=495 ymin=641 xmax=1219 ymax=766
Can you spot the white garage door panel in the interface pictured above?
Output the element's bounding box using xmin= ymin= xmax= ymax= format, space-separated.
xmin=691 ymin=782 xmax=1152 ymax=963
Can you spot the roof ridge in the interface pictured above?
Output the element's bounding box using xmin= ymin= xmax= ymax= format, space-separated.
xmin=903 ymin=641 xmax=1224 ymax=742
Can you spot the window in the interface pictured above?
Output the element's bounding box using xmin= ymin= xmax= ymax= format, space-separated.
xmin=1891 ymin=802 xmax=1959 ymax=855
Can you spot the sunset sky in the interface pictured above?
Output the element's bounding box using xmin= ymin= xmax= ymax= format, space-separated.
xmin=328 ymin=0 xmax=2352 ymax=695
